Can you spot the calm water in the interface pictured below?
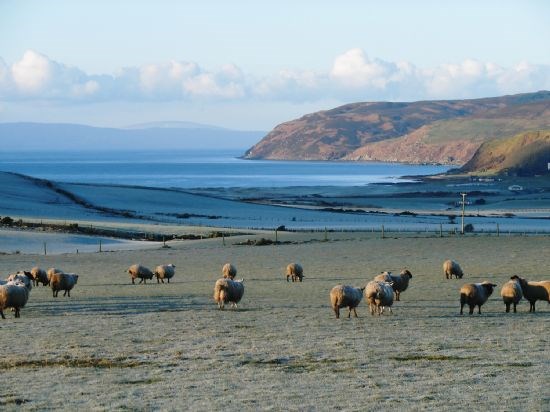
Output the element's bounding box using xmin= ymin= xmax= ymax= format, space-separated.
xmin=0 ymin=150 xmax=450 ymax=188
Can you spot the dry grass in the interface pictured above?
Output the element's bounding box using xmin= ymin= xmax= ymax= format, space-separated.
xmin=0 ymin=232 xmax=549 ymax=410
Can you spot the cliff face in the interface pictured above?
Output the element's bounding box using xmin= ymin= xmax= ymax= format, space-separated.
xmin=244 ymin=91 xmax=550 ymax=164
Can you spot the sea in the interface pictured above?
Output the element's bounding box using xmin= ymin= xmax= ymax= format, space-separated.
xmin=0 ymin=149 xmax=450 ymax=188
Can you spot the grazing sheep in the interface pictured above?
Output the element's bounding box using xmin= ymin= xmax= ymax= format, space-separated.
xmin=127 ymin=264 xmax=154 ymax=284
xmin=500 ymin=279 xmax=523 ymax=313
xmin=7 ymin=272 xmax=33 ymax=291
xmin=31 ymin=267 xmax=49 ymax=286
xmin=443 ymin=260 xmax=464 ymax=279
xmin=510 ymin=275 xmax=550 ymax=312
xmin=213 ymin=278 xmax=244 ymax=310
xmin=50 ymin=273 xmax=79 ymax=297
xmin=374 ymin=269 xmax=412 ymax=301
xmin=459 ymin=281 xmax=497 ymax=315
xmin=329 ymin=285 xmax=365 ymax=319
xmin=154 ymin=264 xmax=176 ymax=283
xmin=222 ymin=263 xmax=237 ymax=280
xmin=0 ymin=280 xmax=30 ymax=319
xmin=286 ymin=263 xmax=304 ymax=282
xmin=365 ymin=281 xmax=394 ymax=316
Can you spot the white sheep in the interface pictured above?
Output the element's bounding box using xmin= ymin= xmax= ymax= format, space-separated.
xmin=127 ymin=264 xmax=154 ymax=284
xmin=329 ymin=284 xmax=365 ymax=318
xmin=213 ymin=278 xmax=244 ymax=310
xmin=7 ymin=272 xmax=33 ymax=291
xmin=50 ymin=273 xmax=79 ymax=297
xmin=374 ymin=269 xmax=412 ymax=301
xmin=500 ymin=279 xmax=523 ymax=313
xmin=286 ymin=263 xmax=304 ymax=282
xmin=154 ymin=264 xmax=176 ymax=283
xmin=459 ymin=281 xmax=497 ymax=315
xmin=0 ymin=279 xmax=30 ymax=319
xmin=222 ymin=263 xmax=237 ymax=280
xmin=510 ymin=275 xmax=550 ymax=312
xmin=443 ymin=260 xmax=464 ymax=279
xmin=365 ymin=280 xmax=394 ymax=315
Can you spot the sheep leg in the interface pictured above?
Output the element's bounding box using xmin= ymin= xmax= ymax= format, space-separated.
xmin=14 ymin=308 xmax=20 ymax=318
xmin=353 ymin=308 xmax=358 ymax=318
xmin=512 ymin=303 xmax=517 ymax=313
xmin=157 ymin=278 xmax=160 ymax=284
xmin=0 ymin=310 xmax=5 ymax=319
xmin=477 ymin=305 xmax=481 ymax=315
xmin=139 ymin=278 xmax=144 ymax=284
xmin=334 ymin=306 xmax=340 ymax=319
xmin=286 ymin=275 xmax=290 ymax=282
xmin=505 ymin=303 xmax=510 ymax=313
xmin=131 ymin=278 xmax=135 ymax=285
xmin=167 ymin=279 xmax=170 ymax=283
xmin=395 ymin=291 xmax=400 ymax=301
xmin=530 ymin=301 xmax=535 ymax=312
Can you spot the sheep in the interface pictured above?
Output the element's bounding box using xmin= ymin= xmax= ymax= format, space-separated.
xmin=443 ymin=260 xmax=464 ymax=279
xmin=154 ymin=264 xmax=176 ymax=283
xmin=365 ymin=281 xmax=394 ymax=316
xmin=47 ymin=268 xmax=64 ymax=284
xmin=213 ymin=278 xmax=244 ymax=310
xmin=222 ymin=263 xmax=237 ymax=280
xmin=329 ymin=285 xmax=365 ymax=319
xmin=374 ymin=269 xmax=412 ymax=301
xmin=31 ymin=267 xmax=49 ymax=286
xmin=286 ymin=263 xmax=304 ymax=282
xmin=500 ymin=279 xmax=523 ymax=313
xmin=510 ymin=275 xmax=550 ymax=312
xmin=459 ymin=281 xmax=497 ymax=315
xmin=7 ymin=272 xmax=33 ymax=291
xmin=50 ymin=273 xmax=79 ymax=297
xmin=127 ymin=264 xmax=154 ymax=284
xmin=0 ymin=280 xmax=30 ymax=319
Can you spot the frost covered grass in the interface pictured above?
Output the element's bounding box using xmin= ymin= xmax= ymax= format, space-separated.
xmin=0 ymin=232 xmax=548 ymax=410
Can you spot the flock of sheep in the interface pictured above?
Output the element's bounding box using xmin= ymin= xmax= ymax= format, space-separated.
xmin=0 ymin=267 xmax=78 ymax=319
xmin=329 ymin=260 xmax=549 ymax=318
xmin=1 ymin=259 xmax=549 ymax=319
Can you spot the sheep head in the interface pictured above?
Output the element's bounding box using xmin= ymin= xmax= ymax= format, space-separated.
xmin=401 ymin=269 xmax=412 ymax=278
xmin=481 ymin=282 xmax=497 ymax=295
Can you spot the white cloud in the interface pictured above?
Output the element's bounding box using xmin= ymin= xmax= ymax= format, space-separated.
xmin=0 ymin=49 xmax=548 ymax=104
xmin=11 ymin=50 xmax=53 ymax=93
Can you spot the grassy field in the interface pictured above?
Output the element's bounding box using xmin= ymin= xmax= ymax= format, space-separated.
xmin=1 ymin=232 xmax=549 ymax=410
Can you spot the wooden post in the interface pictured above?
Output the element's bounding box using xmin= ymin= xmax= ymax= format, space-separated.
xmin=43 ymin=242 xmax=47 ymax=256
xmin=440 ymin=223 xmax=443 ymax=238
xmin=99 ymin=240 xmax=102 ymax=253
xmin=163 ymin=236 xmax=166 ymax=247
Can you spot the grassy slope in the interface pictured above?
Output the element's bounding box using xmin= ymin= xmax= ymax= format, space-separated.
xmin=1 ymin=232 xmax=548 ymax=410
xmin=460 ymin=130 xmax=550 ymax=175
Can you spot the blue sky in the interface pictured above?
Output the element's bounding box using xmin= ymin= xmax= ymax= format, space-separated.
xmin=1 ymin=0 xmax=549 ymax=129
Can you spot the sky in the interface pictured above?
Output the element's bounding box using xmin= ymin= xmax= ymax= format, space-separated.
xmin=0 ymin=0 xmax=549 ymax=130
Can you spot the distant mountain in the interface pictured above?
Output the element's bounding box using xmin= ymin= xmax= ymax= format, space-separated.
xmin=459 ymin=130 xmax=550 ymax=176
xmin=244 ymin=91 xmax=550 ymax=165
xmin=0 ymin=122 xmax=265 ymax=151
xmin=125 ymin=121 xmax=227 ymax=130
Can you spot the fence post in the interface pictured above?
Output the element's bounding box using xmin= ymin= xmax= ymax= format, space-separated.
xmin=43 ymin=242 xmax=47 ymax=256
xmin=99 ymin=240 xmax=102 ymax=253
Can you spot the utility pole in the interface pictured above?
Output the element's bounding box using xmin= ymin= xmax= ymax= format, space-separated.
xmin=460 ymin=193 xmax=467 ymax=235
